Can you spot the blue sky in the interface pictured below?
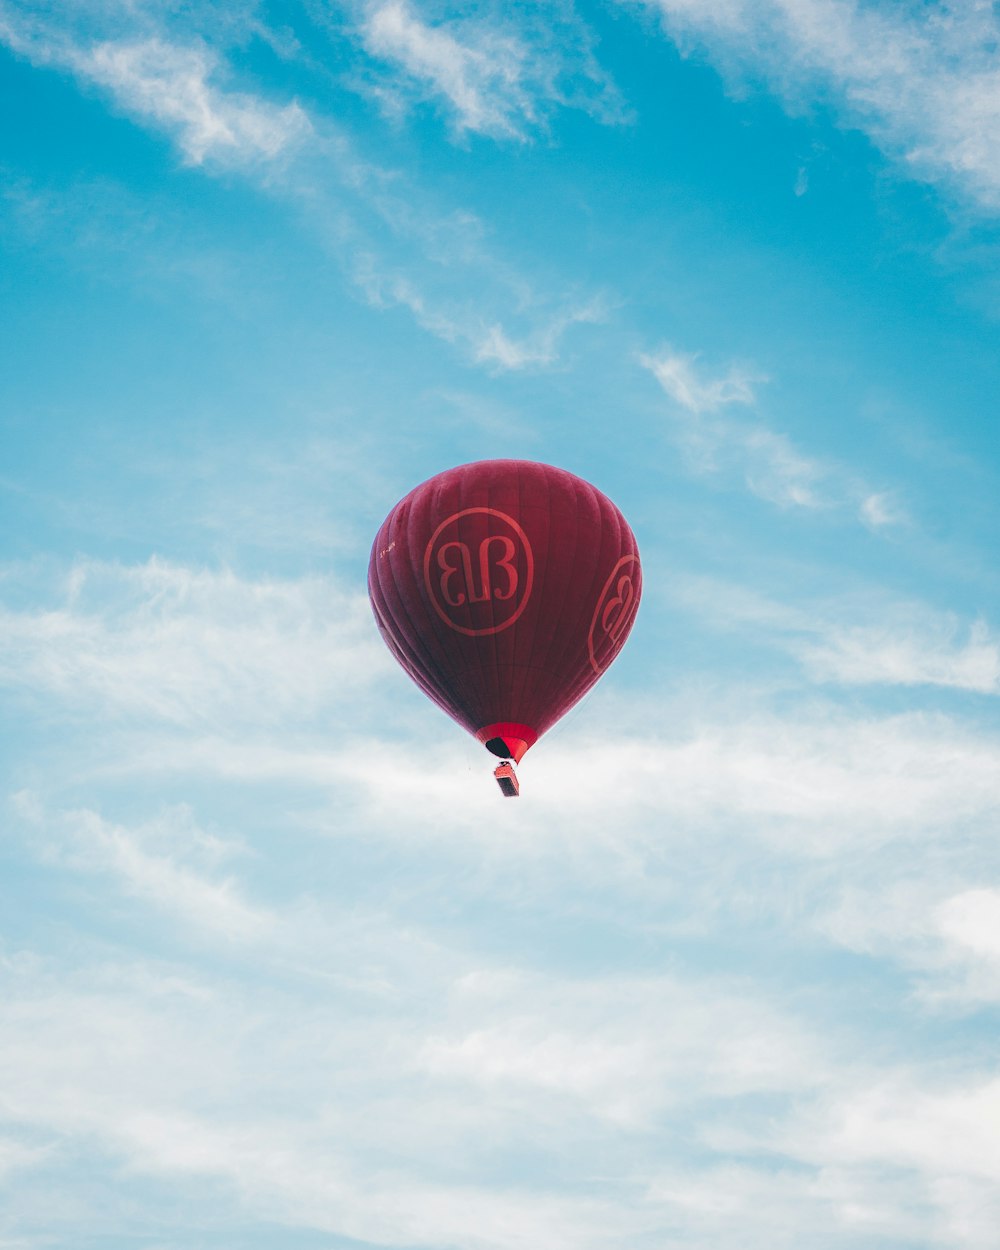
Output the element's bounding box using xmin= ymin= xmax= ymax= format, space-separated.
xmin=1 ymin=1 xmax=999 ymax=1246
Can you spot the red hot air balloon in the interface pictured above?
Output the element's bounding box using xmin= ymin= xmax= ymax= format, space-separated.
xmin=368 ymin=460 xmax=641 ymax=795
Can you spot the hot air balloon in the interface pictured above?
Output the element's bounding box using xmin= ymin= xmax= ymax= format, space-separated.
xmin=368 ymin=460 xmax=641 ymax=796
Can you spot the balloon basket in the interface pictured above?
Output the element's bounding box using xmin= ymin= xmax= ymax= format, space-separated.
xmin=493 ymin=761 xmax=520 ymax=798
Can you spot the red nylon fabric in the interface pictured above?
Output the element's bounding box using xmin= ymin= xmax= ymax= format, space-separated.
xmin=368 ymin=460 xmax=641 ymax=756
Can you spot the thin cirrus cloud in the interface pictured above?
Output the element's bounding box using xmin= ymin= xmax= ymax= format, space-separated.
xmin=700 ymin=1071 xmax=1000 ymax=1247
xmin=2 ymin=563 xmax=998 ymax=1247
xmin=350 ymin=250 xmax=609 ymax=369
xmin=12 ymin=792 xmax=273 ymax=943
xmin=799 ymin=615 xmax=1000 ymax=693
xmin=639 ymin=346 xmax=823 ymax=508
xmin=0 ymin=558 xmax=388 ymax=729
xmin=631 ymin=0 xmax=1000 ymax=213
xmin=673 ymin=576 xmax=1000 ymax=695
xmin=360 ymin=0 xmax=541 ymax=138
xmin=0 ymin=9 xmax=311 ymax=167
xmin=1 ymin=568 xmax=987 ymax=861
xmin=2 ymin=885 xmax=997 ymax=1247
xmin=77 ymin=37 xmax=312 ymax=166
xmin=0 ymin=953 xmax=773 ymax=1247
xmin=639 ymin=347 xmax=760 ymax=415
xmin=316 ymin=707 xmax=1000 ymax=865
xmin=0 ymin=2 xmax=605 ymax=371
xmin=936 ymin=888 xmax=1000 ymax=976
xmin=356 ymin=0 xmax=625 ymax=139
xmin=640 ymin=346 xmax=881 ymax=514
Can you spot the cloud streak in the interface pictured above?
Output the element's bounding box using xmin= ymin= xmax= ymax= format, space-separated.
xmin=361 ymin=0 xmax=536 ymax=138
xmin=633 ymin=0 xmax=1000 ymax=214
xmin=3 ymin=913 xmax=1000 ymax=1248
xmin=351 ymin=251 xmax=607 ymax=369
xmin=0 ymin=1 xmax=607 ymax=371
xmin=0 ymin=558 xmax=387 ymax=730
xmin=13 ymin=794 xmax=273 ymax=942
xmin=641 ymin=347 xmax=879 ymax=514
xmin=675 ymin=576 xmax=1000 ymax=695
xmin=356 ymin=0 xmax=625 ymax=139
xmin=0 ymin=11 xmax=310 ymax=167
xmin=80 ymin=37 xmax=311 ymax=165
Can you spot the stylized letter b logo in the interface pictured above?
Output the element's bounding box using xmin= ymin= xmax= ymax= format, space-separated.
xmin=424 ymin=509 xmax=534 ymax=636
xmin=588 ymin=555 xmax=641 ymax=673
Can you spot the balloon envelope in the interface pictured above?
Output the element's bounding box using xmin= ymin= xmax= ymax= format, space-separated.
xmin=368 ymin=460 xmax=641 ymax=762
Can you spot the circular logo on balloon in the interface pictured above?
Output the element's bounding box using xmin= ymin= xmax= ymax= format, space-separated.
xmin=588 ymin=555 xmax=641 ymax=674
xmin=423 ymin=508 xmax=534 ymax=636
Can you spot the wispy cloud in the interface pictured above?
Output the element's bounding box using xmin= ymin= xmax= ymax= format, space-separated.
xmin=859 ymin=489 xmax=906 ymax=529
xmin=674 ymin=1067 xmax=1000 ymax=1247
xmin=770 ymin=1072 xmax=1000 ymax=1247
xmin=642 ymin=348 xmax=760 ymax=414
xmin=0 ymin=1134 xmax=48 ymax=1181
xmin=361 ymin=0 xmax=536 ymax=138
xmin=0 ymin=558 xmax=388 ymax=729
xmin=633 ymin=0 xmax=1000 ymax=214
xmin=356 ymin=0 xmax=625 ymax=139
xmin=3 ymin=563 xmax=999 ymax=1246
xmin=787 ymin=831 xmax=1000 ymax=1011
xmin=640 ymin=346 xmax=869 ymax=512
xmin=79 ymin=38 xmax=311 ymax=165
xmin=0 ymin=12 xmax=309 ymax=167
xmin=0 ymin=922 xmax=841 ymax=1248
xmin=4 ymin=915 xmax=1000 ymax=1247
xmin=473 ymin=299 xmax=609 ymax=369
xmin=676 ymin=576 xmax=1000 ymax=695
xmin=307 ymin=708 xmax=1000 ymax=869
xmin=12 ymin=794 xmax=273 ymax=942
xmin=418 ymin=970 xmax=822 ymax=1129
xmin=937 ymin=889 xmax=1000 ymax=966
xmin=800 ymin=615 xmax=1000 ymax=693
xmin=0 ymin=2 xmax=607 ymax=370
xmin=350 ymin=252 xmax=604 ymax=368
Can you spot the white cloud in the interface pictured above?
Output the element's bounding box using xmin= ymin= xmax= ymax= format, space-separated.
xmin=0 ymin=1135 xmax=48 ymax=1180
xmin=633 ymin=0 xmax=1000 ymax=213
xmin=0 ymin=12 xmax=310 ymax=167
xmin=418 ymin=970 xmax=822 ymax=1128
xmin=473 ymin=298 xmax=608 ymax=368
xmin=640 ymin=347 xmax=845 ymax=510
xmin=641 ymin=347 xmax=759 ymax=414
xmin=311 ymin=708 xmax=1000 ymax=866
xmin=674 ymin=576 xmax=1000 ymax=695
xmin=0 ymin=937 xmax=825 ymax=1248
xmin=353 ymin=251 xmax=608 ymax=369
xmin=937 ymin=889 xmax=1000 ymax=964
xmin=362 ymin=0 xmax=533 ymax=138
xmin=0 ymin=558 xmax=388 ymax=730
xmin=859 ymin=490 xmax=906 ymax=529
xmin=0 ymin=6 xmax=602 ymax=372
xmin=36 ymin=653 xmax=993 ymax=874
xmin=782 ymin=1075 xmax=1000 ymax=1243
xmin=4 ymin=925 xmax=1000 ymax=1248
xmin=357 ymin=0 xmax=624 ymax=140
xmin=741 ymin=425 xmax=825 ymax=507
xmin=12 ymin=794 xmax=273 ymax=943
xmin=800 ymin=616 xmax=1000 ymax=693
xmin=78 ymin=38 xmax=311 ymax=165
xmin=820 ymin=881 xmax=1000 ymax=1011
xmin=2 ymin=562 xmax=999 ymax=1246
